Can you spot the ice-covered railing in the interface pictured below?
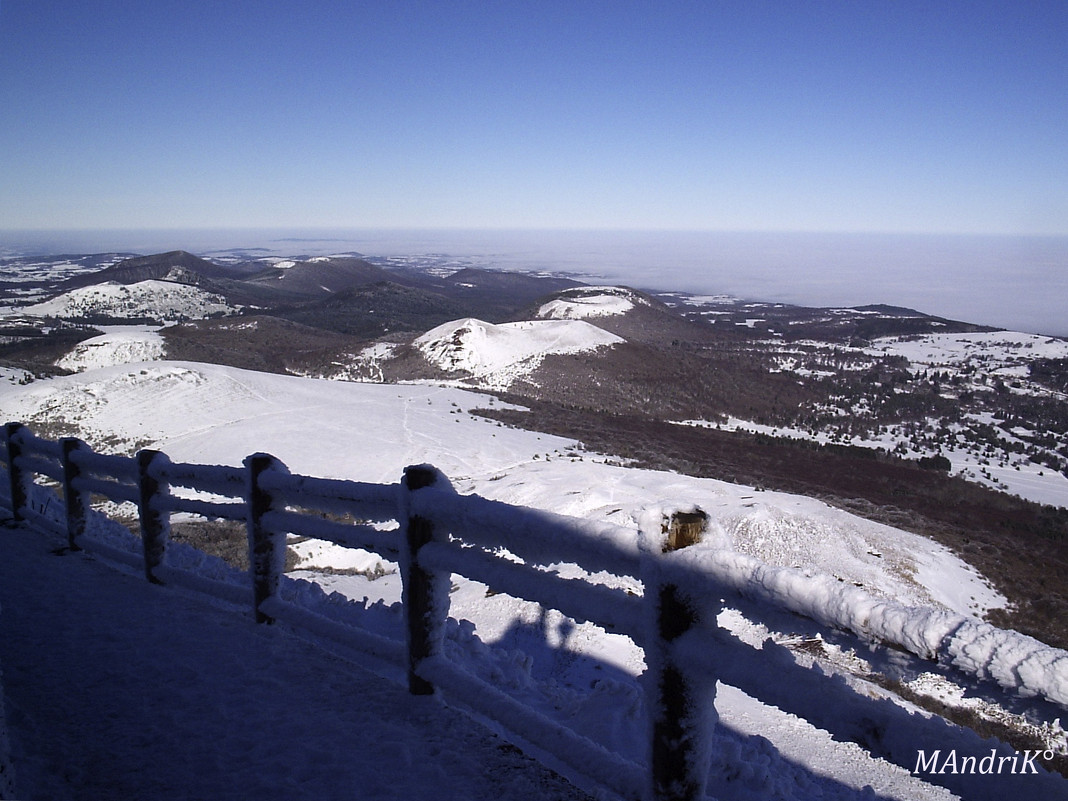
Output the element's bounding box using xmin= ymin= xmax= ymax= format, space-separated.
xmin=2 ymin=421 xmax=1066 ymax=801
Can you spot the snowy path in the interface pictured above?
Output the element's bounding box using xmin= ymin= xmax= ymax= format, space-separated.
xmin=0 ymin=524 xmax=591 ymax=801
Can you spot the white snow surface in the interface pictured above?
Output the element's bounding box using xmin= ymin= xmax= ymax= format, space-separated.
xmin=0 ymin=525 xmax=589 ymax=801
xmin=0 ymin=366 xmax=32 ymax=387
xmin=415 ymin=317 xmax=623 ymax=390
xmin=3 ymin=361 xmax=1066 ymax=799
xmin=19 ymin=280 xmax=235 ymax=321
xmin=536 ymin=287 xmax=640 ymax=319
xmin=0 ymin=360 xmax=1003 ymax=614
xmin=55 ymin=327 xmax=166 ymax=372
xmin=870 ymin=330 xmax=1068 ymax=368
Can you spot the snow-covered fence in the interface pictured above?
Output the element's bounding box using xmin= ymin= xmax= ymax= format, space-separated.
xmin=2 ymin=421 xmax=1066 ymax=801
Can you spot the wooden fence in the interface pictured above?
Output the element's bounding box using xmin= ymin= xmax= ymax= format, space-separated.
xmin=1 ymin=421 xmax=1065 ymax=801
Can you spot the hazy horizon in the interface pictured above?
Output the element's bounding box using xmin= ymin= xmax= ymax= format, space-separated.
xmin=3 ymin=227 xmax=1066 ymax=338
xmin=3 ymin=5 xmax=1066 ymax=335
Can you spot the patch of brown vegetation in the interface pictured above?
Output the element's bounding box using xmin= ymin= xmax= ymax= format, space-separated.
xmin=132 ymin=518 xmax=300 ymax=573
xmin=160 ymin=316 xmax=362 ymax=375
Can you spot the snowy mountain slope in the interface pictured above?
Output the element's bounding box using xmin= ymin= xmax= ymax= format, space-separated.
xmin=19 ymin=280 xmax=236 ymax=322
xmin=535 ymin=286 xmax=645 ymax=320
xmin=414 ymin=317 xmax=623 ymax=391
xmin=0 ymin=361 xmax=570 ymax=483
xmin=55 ymin=328 xmax=165 ymax=373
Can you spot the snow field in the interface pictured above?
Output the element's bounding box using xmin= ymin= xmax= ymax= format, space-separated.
xmin=3 ymin=360 xmax=1067 ymax=798
xmin=31 ymin=307 xmax=1068 ymax=507
xmin=10 ymin=478 xmax=969 ymax=800
xmin=870 ymin=331 xmax=1068 ymax=371
xmin=0 ymin=359 xmax=1005 ymax=616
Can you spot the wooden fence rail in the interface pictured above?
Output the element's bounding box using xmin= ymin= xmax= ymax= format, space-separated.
xmin=1 ymin=421 xmax=1065 ymax=801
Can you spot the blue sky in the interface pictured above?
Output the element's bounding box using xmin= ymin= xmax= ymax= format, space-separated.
xmin=1 ymin=1 xmax=1066 ymax=234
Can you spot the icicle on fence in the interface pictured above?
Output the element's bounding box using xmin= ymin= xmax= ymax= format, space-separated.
xmin=2 ymin=421 xmax=1066 ymax=801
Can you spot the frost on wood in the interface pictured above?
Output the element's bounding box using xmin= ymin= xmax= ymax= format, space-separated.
xmin=137 ymin=449 xmax=171 ymax=584
xmin=669 ymin=543 xmax=1068 ymax=709
xmin=3 ymin=415 xmax=1067 ymax=798
xmin=639 ymin=507 xmax=716 ymax=801
xmin=401 ymin=464 xmax=455 ymax=695
xmin=411 ymin=486 xmax=642 ymax=578
xmin=245 ymin=453 xmax=289 ymax=624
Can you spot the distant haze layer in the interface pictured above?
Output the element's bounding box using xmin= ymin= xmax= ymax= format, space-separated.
xmin=3 ymin=228 xmax=1066 ymax=337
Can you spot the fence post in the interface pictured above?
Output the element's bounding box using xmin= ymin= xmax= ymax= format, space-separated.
xmin=401 ymin=464 xmax=448 ymax=696
xmin=3 ymin=422 xmax=27 ymax=523
xmin=61 ymin=437 xmax=90 ymax=551
xmin=245 ymin=453 xmax=287 ymax=624
xmin=643 ymin=509 xmax=714 ymax=801
xmin=137 ymin=449 xmax=171 ymax=584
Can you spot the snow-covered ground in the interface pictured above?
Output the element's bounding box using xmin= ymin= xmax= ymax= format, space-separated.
xmin=0 ymin=359 xmax=1003 ymax=616
xmin=0 ymin=366 xmax=32 ymax=387
xmin=0 ymin=523 xmax=590 ymax=801
xmin=4 ymin=358 xmax=1067 ymax=798
xmin=870 ymin=331 xmax=1068 ymax=379
xmin=2 ymin=304 xmax=1067 ymax=798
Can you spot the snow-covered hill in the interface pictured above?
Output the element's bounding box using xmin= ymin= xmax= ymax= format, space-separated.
xmin=55 ymin=328 xmax=165 ymax=373
xmin=535 ymin=286 xmax=645 ymax=320
xmin=20 ymin=280 xmax=236 ymax=322
xmin=414 ymin=317 xmax=623 ymax=390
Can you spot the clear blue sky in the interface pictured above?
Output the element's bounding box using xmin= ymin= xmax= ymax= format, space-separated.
xmin=1 ymin=1 xmax=1066 ymax=234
